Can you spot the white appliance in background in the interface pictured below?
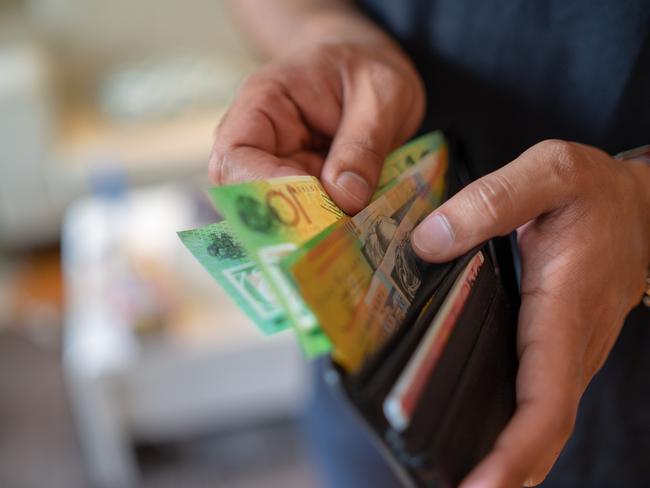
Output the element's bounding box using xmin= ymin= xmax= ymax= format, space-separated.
xmin=0 ymin=45 xmax=59 ymax=246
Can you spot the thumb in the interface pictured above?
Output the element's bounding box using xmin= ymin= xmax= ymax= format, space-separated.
xmin=321 ymin=80 xmax=421 ymax=214
xmin=412 ymin=140 xmax=579 ymax=262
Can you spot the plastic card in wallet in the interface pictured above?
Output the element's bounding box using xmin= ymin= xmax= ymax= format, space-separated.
xmin=325 ymin=238 xmax=519 ymax=487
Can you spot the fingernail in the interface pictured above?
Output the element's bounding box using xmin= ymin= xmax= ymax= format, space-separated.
xmin=335 ymin=171 xmax=371 ymax=206
xmin=412 ymin=213 xmax=454 ymax=257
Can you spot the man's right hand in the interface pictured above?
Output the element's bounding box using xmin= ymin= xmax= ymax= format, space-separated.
xmin=209 ymin=38 xmax=425 ymax=214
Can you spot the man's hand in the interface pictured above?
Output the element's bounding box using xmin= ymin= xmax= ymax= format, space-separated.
xmin=412 ymin=140 xmax=650 ymax=487
xmin=209 ymin=18 xmax=424 ymax=214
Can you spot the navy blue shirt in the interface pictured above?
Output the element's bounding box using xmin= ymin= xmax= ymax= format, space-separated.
xmin=359 ymin=0 xmax=650 ymax=176
xmin=353 ymin=1 xmax=650 ymax=486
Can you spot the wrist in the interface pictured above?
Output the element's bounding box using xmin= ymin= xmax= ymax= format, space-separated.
xmin=294 ymin=10 xmax=423 ymax=95
xmin=234 ymin=1 xmax=400 ymax=60
xmin=295 ymin=8 xmax=399 ymax=55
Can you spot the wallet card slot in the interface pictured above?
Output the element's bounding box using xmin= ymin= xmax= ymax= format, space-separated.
xmin=405 ymin=279 xmax=517 ymax=486
xmin=347 ymin=251 xmax=482 ymax=422
xmin=350 ymin=260 xmax=456 ymax=387
xmin=394 ymin=254 xmax=499 ymax=458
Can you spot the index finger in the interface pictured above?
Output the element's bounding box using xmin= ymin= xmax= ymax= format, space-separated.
xmin=209 ymin=72 xmax=335 ymax=184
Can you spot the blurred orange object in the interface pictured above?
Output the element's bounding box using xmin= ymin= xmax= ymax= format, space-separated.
xmin=5 ymin=249 xmax=63 ymax=331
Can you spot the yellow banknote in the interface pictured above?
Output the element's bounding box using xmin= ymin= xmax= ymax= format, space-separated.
xmin=355 ymin=191 xmax=441 ymax=366
xmin=290 ymin=147 xmax=448 ymax=370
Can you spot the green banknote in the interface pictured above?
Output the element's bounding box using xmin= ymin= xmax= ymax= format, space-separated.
xmin=179 ymin=131 xmax=447 ymax=359
xmin=177 ymin=221 xmax=288 ymax=334
xmin=207 ymin=176 xmax=343 ymax=356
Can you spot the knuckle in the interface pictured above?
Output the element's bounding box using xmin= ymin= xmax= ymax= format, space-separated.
xmin=209 ymin=144 xmax=242 ymax=185
xmin=327 ymin=42 xmax=354 ymax=59
xmin=312 ymin=43 xmax=421 ymax=120
xmin=364 ymin=61 xmax=411 ymax=102
xmin=469 ymin=173 xmax=517 ymax=230
xmin=237 ymin=69 xmax=270 ymax=95
xmin=313 ymin=42 xmax=356 ymax=68
xmin=331 ymin=44 xmax=406 ymax=89
xmin=248 ymin=80 xmax=287 ymax=109
xmin=536 ymin=139 xmax=588 ymax=189
xmin=236 ymin=67 xmax=289 ymax=106
xmin=208 ymin=148 xmax=227 ymax=184
xmin=367 ymin=60 xmax=402 ymax=85
xmin=472 ymin=180 xmax=502 ymax=226
xmin=335 ymin=139 xmax=384 ymax=168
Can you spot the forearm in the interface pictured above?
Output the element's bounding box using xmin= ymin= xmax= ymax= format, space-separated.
xmin=228 ymin=0 xmax=398 ymax=58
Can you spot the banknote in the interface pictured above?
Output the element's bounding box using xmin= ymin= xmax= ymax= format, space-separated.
xmin=373 ymin=131 xmax=446 ymax=198
xmin=207 ymin=176 xmax=343 ymax=356
xmin=179 ymin=131 xmax=446 ymax=357
xmin=348 ymin=147 xmax=448 ymax=367
xmin=277 ymin=132 xmax=445 ymax=285
xmin=351 ymin=190 xmax=440 ymax=368
xmin=289 ymin=146 xmax=448 ymax=370
xmin=177 ymin=221 xmax=288 ymax=335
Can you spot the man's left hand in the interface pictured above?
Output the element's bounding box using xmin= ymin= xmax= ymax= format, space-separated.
xmin=411 ymin=139 xmax=650 ymax=487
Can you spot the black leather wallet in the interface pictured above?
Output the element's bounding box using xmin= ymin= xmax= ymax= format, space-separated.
xmin=325 ymin=140 xmax=521 ymax=487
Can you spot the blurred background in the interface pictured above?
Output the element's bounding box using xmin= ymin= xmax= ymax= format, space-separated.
xmin=0 ymin=1 xmax=321 ymax=486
